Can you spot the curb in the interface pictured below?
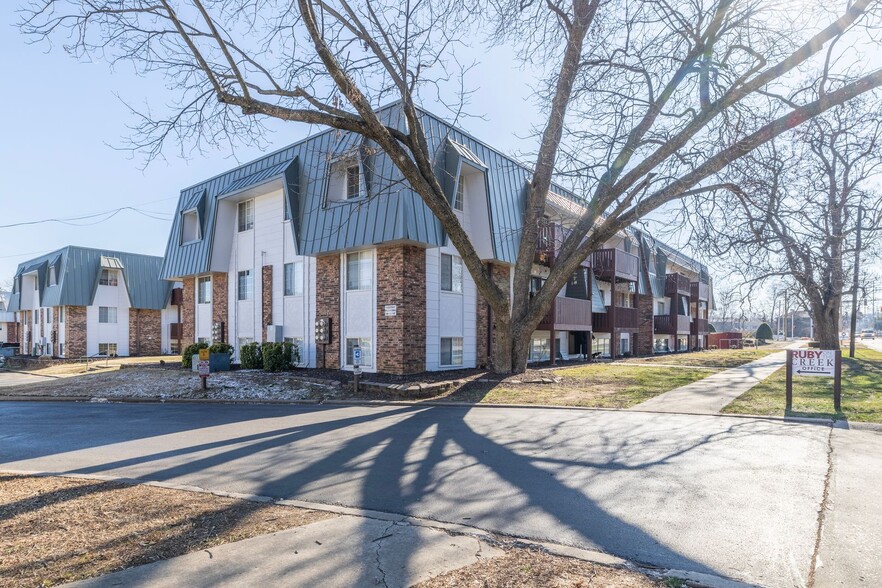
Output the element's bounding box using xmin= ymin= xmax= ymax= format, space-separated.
xmin=1 ymin=468 xmax=756 ymax=588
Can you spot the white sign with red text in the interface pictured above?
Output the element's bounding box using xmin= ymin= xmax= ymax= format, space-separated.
xmin=791 ymin=349 xmax=836 ymax=377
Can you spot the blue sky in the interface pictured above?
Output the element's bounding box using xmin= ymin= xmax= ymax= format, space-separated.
xmin=0 ymin=6 xmax=537 ymax=282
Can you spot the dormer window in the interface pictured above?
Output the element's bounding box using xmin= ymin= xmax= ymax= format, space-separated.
xmin=49 ymin=267 xmax=56 ymax=286
xmin=328 ymin=154 xmax=364 ymax=203
xmin=181 ymin=209 xmax=200 ymax=243
xmin=454 ymin=174 xmax=465 ymax=211
xmin=238 ymin=200 xmax=254 ymax=232
xmin=99 ymin=269 xmax=118 ymax=287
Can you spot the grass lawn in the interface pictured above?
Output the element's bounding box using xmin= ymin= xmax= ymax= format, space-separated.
xmin=0 ymin=474 xmax=333 ymax=588
xmin=631 ymin=345 xmax=785 ymax=369
xmin=722 ymin=347 xmax=882 ymax=422
xmin=447 ymin=363 xmax=714 ymax=408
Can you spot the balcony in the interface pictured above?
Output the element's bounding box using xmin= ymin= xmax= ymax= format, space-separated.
xmin=534 ymin=223 xmax=573 ymax=266
xmin=692 ymin=318 xmax=709 ymax=335
xmin=690 ymin=281 xmax=709 ymax=301
xmin=538 ymin=296 xmax=592 ymax=332
xmin=592 ymin=306 xmax=638 ymax=333
xmin=665 ymin=273 xmax=691 ymax=297
xmin=654 ymin=314 xmax=691 ymax=335
xmin=170 ymin=287 xmax=184 ymax=306
xmin=592 ymin=249 xmax=639 ymax=282
xmin=169 ymin=323 xmax=183 ymax=339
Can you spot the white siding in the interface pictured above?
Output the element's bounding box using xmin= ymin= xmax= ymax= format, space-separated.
xmin=340 ymin=249 xmax=377 ymax=372
xmin=86 ymin=275 xmax=131 ymax=356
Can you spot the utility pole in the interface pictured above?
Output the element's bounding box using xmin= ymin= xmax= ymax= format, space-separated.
xmin=849 ymin=204 xmax=863 ymax=358
xmin=784 ymin=291 xmax=789 ymax=341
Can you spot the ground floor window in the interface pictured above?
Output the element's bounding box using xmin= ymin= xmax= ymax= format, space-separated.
xmin=198 ymin=337 xmax=210 ymax=345
xmin=346 ymin=337 xmax=372 ymax=367
xmin=98 ymin=343 xmax=118 ymax=356
xmin=654 ymin=337 xmax=670 ymax=353
xmin=529 ymin=336 xmax=549 ymax=362
xmin=620 ymin=335 xmax=630 ymax=356
xmin=169 ymin=341 xmax=180 ymax=355
xmin=677 ymin=336 xmax=688 ymax=352
xmin=59 ymin=343 xmax=64 ymax=357
xmin=594 ymin=335 xmax=611 ymax=358
xmin=440 ymin=337 xmax=463 ymax=366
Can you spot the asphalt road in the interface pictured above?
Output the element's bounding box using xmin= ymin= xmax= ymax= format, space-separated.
xmin=0 ymin=401 xmax=837 ymax=587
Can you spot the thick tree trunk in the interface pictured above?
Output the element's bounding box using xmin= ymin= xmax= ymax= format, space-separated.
xmin=811 ymin=299 xmax=841 ymax=350
xmin=509 ymin=327 xmax=532 ymax=375
xmin=492 ymin=320 xmax=513 ymax=375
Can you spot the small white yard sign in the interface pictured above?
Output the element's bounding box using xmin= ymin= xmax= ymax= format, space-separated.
xmin=790 ymin=349 xmax=836 ymax=377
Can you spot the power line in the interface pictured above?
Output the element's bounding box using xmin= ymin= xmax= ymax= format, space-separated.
xmin=0 ymin=202 xmax=174 ymax=229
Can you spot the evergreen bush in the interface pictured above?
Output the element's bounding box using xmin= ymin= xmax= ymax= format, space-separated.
xmin=181 ymin=342 xmax=209 ymax=368
xmin=240 ymin=342 xmax=263 ymax=369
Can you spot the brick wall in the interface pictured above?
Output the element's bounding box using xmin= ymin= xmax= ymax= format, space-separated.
xmin=7 ymin=321 xmax=18 ymax=344
xmin=315 ymin=255 xmax=341 ymax=369
xmin=65 ymin=306 xmax=87 ymax=358
xmin=128 ymin=308 xmax=162 ymax=356
xmin=40 ymin=308 xmax=45 ymax=340
xmin=181 ymin=277 xmax=195 ymax=348
xmin=637 ymin=294 xmax=654 ymax=356
xmin=376 ymin=245 xmax=426 ymax=374
xmin=52 ymin=307 xmax=59 ymax=356
xmin=476 ymin=263 xmax=511 ymax=368
xmin=211 ymin=272 xmax=228 ymax=342
xmin=262 ymin=265 xmax=273 ymax=342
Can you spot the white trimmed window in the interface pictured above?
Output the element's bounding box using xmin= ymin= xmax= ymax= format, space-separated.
xmin=346 ymin=251 xmax=372 ymax=291
xmin=440 ymin=254 xmax=463 ymax=293
xmin=440 ymin=337 xmax=463 ymax=366
xmin=99 ymin=269 xmax=118 ymax=286
xmin=98 ymin=343 xmax=118 ymax=356
xmin=237 ymin=270 xmax=253 ymax=301
xmin=49 ymin=267 xmax=57 ymax=286
xmin=346 ymin=337 xmax=372 ymax=367
xmin=328 ymin=155 xmax=364 ymax=203
xmin=98 ymin=307 xmax=117 ymax=324
xmin=454 ymin=174 xmax=465 ymax=211
xmin=59 ymin=307 xmax=64 ymax=323
xmin=198 ymin=276 xmax=212 ymax=304
xmin=181 ymin=210 xmax=200 ymax=243
xmin=284 ymin=262 xmax=303 ymax=296
xmin=346 ymin=165 xmax=361 ymax=199
xmin=238 ymin=200 xmax=254 ymax=232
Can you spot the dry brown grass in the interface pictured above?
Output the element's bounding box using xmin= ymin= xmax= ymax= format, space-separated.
xmin=416 ymin=549 xmax=664 ymax=588
xmin=0 ymin=474 xmax=333 ymax=588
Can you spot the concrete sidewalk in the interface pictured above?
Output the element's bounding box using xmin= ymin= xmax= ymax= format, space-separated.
xmin=631 ymin=345 xmax=800 ymax=414
xmin=68 ymin=514 xmax=504 ymax=587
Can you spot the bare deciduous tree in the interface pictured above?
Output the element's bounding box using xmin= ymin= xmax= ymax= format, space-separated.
xmin=690 ymin=98 xmax=882 ymax=349
xmin=19 ymin=0 xmax=882 ymax=371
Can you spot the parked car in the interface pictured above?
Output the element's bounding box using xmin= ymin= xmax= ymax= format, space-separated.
xmin=860 ymin=329 xmax=876 ymax=340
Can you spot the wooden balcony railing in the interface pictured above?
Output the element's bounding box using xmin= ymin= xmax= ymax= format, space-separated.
xmin=170 ymin=287 xmax=184 ymax=306
xmin=169 ymin=323 xmax=183 ymax=339
xmin=592 ymin=306 xmax=638 ymax=332
xmin=538 ymin=296 xmax=592 ymax=332
xmin=690 ymin=281 xmax=709 ymax=301
xmin=665 ymin=273 xmax=691 ymax=297
xmin=691 ymin=318 xmax=709 ymax=335
xmin=654 ymin=314 xmax=691 ymax=335
xmin=592 ymin=249 xmax=639 ymax=282
xmin=534 ymin=222 xmax=574 ymax=266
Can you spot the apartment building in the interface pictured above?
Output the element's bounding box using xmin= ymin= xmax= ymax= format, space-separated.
xmin=7 ymin=247 xmax=182 ymax=357
xmin=160 ymin=104 xmax=712 ymax=374
xmin=0 ymin=290 xmax=18 ymax=345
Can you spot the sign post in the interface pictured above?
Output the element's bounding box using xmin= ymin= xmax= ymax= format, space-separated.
xmin=198 ymin=348 xmax=210 ymax=391
xmin=352 ymin=344 xmax=362 ymax=394
xmin=787 ymin=349 xmax=842 ymax=414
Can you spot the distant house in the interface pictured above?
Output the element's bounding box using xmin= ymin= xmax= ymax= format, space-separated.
xmin=0 ymin=290 xmax=18 ymax=345
xmin=7 ymin=247 xmax=183 ymax=357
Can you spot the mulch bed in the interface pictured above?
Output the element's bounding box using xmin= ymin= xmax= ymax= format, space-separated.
xmin=0 ymin=474 xmax=334 ymax=588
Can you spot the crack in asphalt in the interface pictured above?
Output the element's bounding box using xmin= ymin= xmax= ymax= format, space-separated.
xmin=374 ymin=521 xmax=397 ymax=588
xmin=807 ymin=425 xmax=835 ymax=588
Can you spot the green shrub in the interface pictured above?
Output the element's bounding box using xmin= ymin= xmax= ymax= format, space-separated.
xmin=291 ymin=342 xmax=302 ymax=367
xmin=755 ymin=322 xmax=774 ymax=342
xmin=240 ymin=342 xmax=263 ymax=369
xmin=262 ymin=342 xmax=295 ymax=372
xmin=208 ymin=341 xmax=234 ymax=355
xmin=181 ymin=342 xmax=209 ymax=368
